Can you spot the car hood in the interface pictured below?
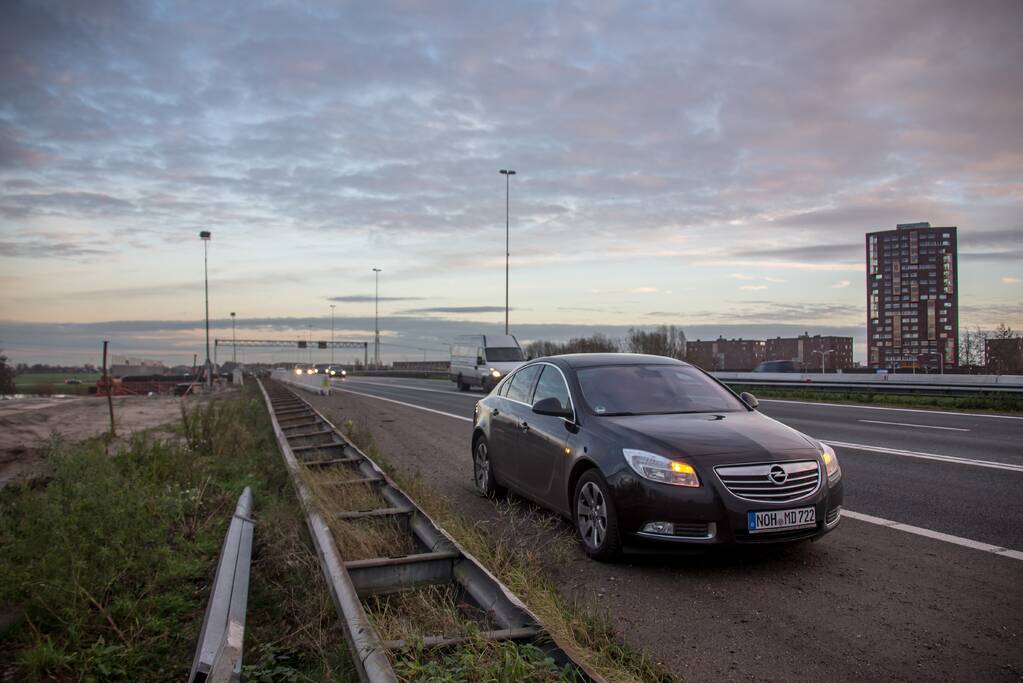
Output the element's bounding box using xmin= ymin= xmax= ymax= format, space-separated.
xmin=601 ymin=411 xmax=819 ymax=460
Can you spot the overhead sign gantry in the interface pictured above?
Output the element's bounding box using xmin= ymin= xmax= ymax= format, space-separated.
xmin=214 ymin=338 xmax=368 ymax=366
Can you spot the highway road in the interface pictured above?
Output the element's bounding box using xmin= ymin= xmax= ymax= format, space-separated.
xmin=303 ymin=375 xmax=1023 ymax=681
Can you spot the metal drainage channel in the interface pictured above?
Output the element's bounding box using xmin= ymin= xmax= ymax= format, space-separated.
xmin=256 ymin=379 xmax=602 ymax=682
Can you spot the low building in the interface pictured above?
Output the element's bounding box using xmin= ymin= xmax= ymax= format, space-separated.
xmin=765 ymin=334 xmax=854 ymax=371
xmin=985 ymin=337 xmax=1023 ymax=375
xmin=686 ymin=338 xmax=765 ymax=371
xmin=110 ymin=356 xmax=166 ymax=378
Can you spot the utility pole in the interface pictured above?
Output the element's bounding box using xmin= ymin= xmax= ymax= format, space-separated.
xmin=230 ymin=312 xmax=236 ymax=364
xmin=102 ymin=340 xmax=115 ymax=437
xmin=199 ymin=230 xmax=212 ymax=390
xmin=499 ymin=169 xmax=516 ymax=334
xmin=373 ymin=268 xmax=382 ymax=367
xmin=330 ymin=304 xmax=336 ymax=365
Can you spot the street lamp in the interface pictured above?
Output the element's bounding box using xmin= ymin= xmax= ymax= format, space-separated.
xmin=307 ymin=324 xmax=312 ymax=364
xmin=372 ymin=268 xmax=382 ymax=367
xmin=499 ymin=169 xmax=516 ymax=334
xmin=812 ymin=349 xmax=835 ymax=374
xmin=199 ymin=230 xmax=212 ymax=390
xmin=330 ymin=304 xmax=336 ymax=365
xmin=230 ymin=312 xmax=236 ymax=364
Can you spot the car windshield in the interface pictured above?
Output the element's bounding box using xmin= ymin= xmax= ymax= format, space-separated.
xmin=577 ymin=364 xmax=745 ymax=415
xmin=486 ymin=347 xmax=525 ymax=362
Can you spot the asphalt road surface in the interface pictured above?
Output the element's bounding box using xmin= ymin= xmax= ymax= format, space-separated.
xmin=306 ymin=376 xmax=1023 ymax=681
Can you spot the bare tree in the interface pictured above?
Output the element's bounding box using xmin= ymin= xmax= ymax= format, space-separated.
xmin=625 ymin=325 xmax=687 ymax=358
xmin=0 ymin=351 xmax=15 ymax=396
xmin=525 ymin=334 xmax=621 ymax=359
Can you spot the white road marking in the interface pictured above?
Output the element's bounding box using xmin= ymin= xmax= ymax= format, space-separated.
xmin=760 ymin=398 xmax=1023 ymax=420
xmin=339 ymin=379 xmax=477 ymax=398
xmin=857 ymin=419 xmax=970 ymax=432
xmin=825 ymin=440 xmax=1023 ymax=472
xmin=843 ymin=510 xmax=1023 ymax=562
xmin=334 ymin=387 xmax=473 ymax=422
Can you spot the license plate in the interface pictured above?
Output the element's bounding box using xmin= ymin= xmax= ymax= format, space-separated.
xmin=748 ymin=506 xmax=816 ymax=533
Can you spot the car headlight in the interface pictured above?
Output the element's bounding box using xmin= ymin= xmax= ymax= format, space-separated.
xmin=340 ymin=370 xmax=347 ymax=376
xmin=294 ymin=369 xmax=302 ymax=375
xmin=623 ymin=449 xmax=700 ymax=487
xmin=489 ymin=368 xmax=502 ymax=378
xmin=821 ymin=442 xmax=841 ymax=483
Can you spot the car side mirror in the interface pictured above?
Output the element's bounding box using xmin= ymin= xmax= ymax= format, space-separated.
xmin=476 ymin=356 xmax=484 ymax=366
xmin=532 ymin=396 xmax=573 ymax=419
xmin=740 ymin=391 xmax=759 ymax=409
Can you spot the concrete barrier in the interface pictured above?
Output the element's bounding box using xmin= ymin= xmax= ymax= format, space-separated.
xmin=712 ymin=371 xmax=1023 ymax=394
xmin=270 ymin=369 xmax=331 ymax=395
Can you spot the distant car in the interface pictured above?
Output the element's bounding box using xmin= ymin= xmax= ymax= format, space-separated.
xmin=471 ymin=354 xmax=843 ymax=559
xmin=753 ymin=360 xmax=799 ymax=373
xmin=64 ymin=378 xmax=82 ymax=385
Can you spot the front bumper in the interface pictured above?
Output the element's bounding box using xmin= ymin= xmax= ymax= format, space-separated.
xmin=608 ymin=468 xmax=844 ymax=550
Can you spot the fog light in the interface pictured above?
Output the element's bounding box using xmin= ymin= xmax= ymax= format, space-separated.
xmin=642 ymin=521 xmax=674 ymax=535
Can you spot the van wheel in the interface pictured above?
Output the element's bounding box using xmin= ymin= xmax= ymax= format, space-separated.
xmin=457 ymin=374 xmax=469 ymax=391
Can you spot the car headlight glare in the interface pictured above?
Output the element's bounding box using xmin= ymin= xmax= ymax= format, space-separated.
xmin=821 ymin=442 xmax=841 ymax=482
xmin=623 ymin=449 xmax=700 ymax=487
xmin=490 ymin=368 xmax=501 ymax=378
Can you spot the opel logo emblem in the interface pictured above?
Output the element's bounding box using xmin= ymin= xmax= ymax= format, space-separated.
xmin=768 ymin=465 xmax=788 ymax=485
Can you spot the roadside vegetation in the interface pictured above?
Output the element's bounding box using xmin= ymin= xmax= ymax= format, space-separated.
xmin=725 ymin=383 xmax=1023 ymax=413
xmin=0 ymin=386 xmax=354 ymax=682
xmin=339 ymin=418 xmax=678 ymax=683
xmin=11 ymin=372 xmax=101 ymax=396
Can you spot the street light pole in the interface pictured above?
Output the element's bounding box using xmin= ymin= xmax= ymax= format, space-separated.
xmin=230 ymin=312 xmax=236 ymax=364
xmin=372 ymin=268 xmax=382 ymax=367
xmin=499 ymin=169 xmax=516 ymax=334
xmin=812 ymin=349 xmax=835 ymax=374
xmin=199 ymin=231 xmax=212 ymax=390
xmin=330 ymin=304 xmax=336 ymax=365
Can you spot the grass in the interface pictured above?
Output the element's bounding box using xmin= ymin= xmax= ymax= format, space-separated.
xmin=338 ymin=417 xmax=678 ymax=683
xmin=725 ymin=383 xmax=1023 ymax=413
xmin=365 ymin=584 xmax=496 ymax=643
xmin=0 ymin=386 xmax=356 ymax=682
xmin=13 ymin=372 xmax=101 ymax=396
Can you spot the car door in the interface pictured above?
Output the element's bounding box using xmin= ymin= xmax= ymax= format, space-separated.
xmin=489 ymin=364 xmax=541 ymax=488
xmin=515 ymin=364 xmax=574 ymax=505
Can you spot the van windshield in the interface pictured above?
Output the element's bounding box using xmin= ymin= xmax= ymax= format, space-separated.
xmin=486 ymin=347 xmax=524 ymax=362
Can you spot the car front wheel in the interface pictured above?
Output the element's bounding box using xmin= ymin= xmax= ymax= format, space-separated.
xmin=574 ymin=470 xmax=622 ymax=560
xmin=473 ymin=437 xmax=504 ymax=497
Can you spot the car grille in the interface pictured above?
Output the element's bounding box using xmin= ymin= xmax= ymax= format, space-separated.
xmin=714 ymin=460 xmax=820 ymax=503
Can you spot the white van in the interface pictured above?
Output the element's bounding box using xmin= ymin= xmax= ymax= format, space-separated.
xmin=450 ymin=334 xmax=525 ymax=391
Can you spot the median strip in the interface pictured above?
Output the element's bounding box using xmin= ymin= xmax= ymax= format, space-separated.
xmin=825 ymin=440 xmax=1023 ymax=472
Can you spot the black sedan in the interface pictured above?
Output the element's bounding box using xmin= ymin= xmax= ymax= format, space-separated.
xmin=471 ymin=354 xmax=843 ymax=559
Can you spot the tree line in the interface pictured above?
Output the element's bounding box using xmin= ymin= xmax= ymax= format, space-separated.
xmin=524 ymin=326 xmax=687 ymax=359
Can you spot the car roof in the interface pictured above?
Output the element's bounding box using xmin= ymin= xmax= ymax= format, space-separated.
xmin=537 ymin=353 xmax=690 ymax=369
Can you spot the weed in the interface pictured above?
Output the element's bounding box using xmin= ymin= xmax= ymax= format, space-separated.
xmin=0 ymin=386 xmax=355 ymax=682
xmin=393 ymin=636 xmax=580 ymax=682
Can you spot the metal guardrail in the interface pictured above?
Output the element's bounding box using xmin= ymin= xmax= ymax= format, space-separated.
xmin=714 ymin=371 xmax=1023 ymax=395
xmin=189 ymin=488 xmax=255 ymax=683
xmin=256 ymin=378 xmax=603 ymax=683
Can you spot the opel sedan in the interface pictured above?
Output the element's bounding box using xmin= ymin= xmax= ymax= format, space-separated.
xmin=471 ymin=354 xmax=843 ymax=559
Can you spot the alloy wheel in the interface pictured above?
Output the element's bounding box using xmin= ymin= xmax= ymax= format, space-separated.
xmin=577 ymin=481 xmax=608 ymax=549
xmin=474 ymin=441 xmax=490 ymax=493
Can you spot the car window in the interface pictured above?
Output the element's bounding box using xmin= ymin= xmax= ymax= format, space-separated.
xmin=532 ymin=365 xmax=572 ymax=413
xmin=505 ymin=365 xmax=541 ymax=403
xmin=486 ymin=346 xmax=525 ymax=362
xmin=577 ymin=364 xmax=745 ymax=415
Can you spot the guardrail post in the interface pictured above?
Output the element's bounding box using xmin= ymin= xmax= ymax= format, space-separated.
xmin=189 ymin=487 xmax=255 ymax=683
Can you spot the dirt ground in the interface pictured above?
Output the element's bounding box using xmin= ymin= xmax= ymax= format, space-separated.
xmin=0 ymin=394 xmax=201 ymax=488
xmin=303 ymin=389 xmax=1023 ymax=683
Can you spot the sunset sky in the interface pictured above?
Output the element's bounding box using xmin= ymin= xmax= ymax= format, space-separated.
xmin=1 ymin=0 xmax=1021 ymax=365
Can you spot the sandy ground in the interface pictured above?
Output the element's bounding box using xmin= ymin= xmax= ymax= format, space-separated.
xmin=0 ymin=394 xmax=197 ymax=488
xmin=302 ymin=389 xmax=1023 ymax=682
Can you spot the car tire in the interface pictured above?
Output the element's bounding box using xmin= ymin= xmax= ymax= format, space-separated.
xmin=574 ymin=470 xmax=622 ymax=561
xmin=457 ymin=374 xmax=469 ymax=391
xmin=472 ymin=436 xmax=505 ymax=498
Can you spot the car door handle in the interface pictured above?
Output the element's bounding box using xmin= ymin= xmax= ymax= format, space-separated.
xmin=518 ymin=421 xmax=530 ymax=432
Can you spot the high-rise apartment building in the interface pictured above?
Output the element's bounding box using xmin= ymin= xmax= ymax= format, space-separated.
xmin=866 ymin=222 xmax=958 ymax=368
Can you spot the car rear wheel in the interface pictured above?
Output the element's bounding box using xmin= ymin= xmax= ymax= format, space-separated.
xmin=473 ymin=437 xmax=504 ymax=497
xmin=574 ymin=470 xmax=621 ymax=560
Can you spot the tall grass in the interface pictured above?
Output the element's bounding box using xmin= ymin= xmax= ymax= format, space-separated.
xmin=0 ymin=389 xmax=355 ymax=682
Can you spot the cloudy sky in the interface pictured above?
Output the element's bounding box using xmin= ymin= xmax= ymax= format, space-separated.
xmin=1 ymin=0 xmax=1021 ymax=365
